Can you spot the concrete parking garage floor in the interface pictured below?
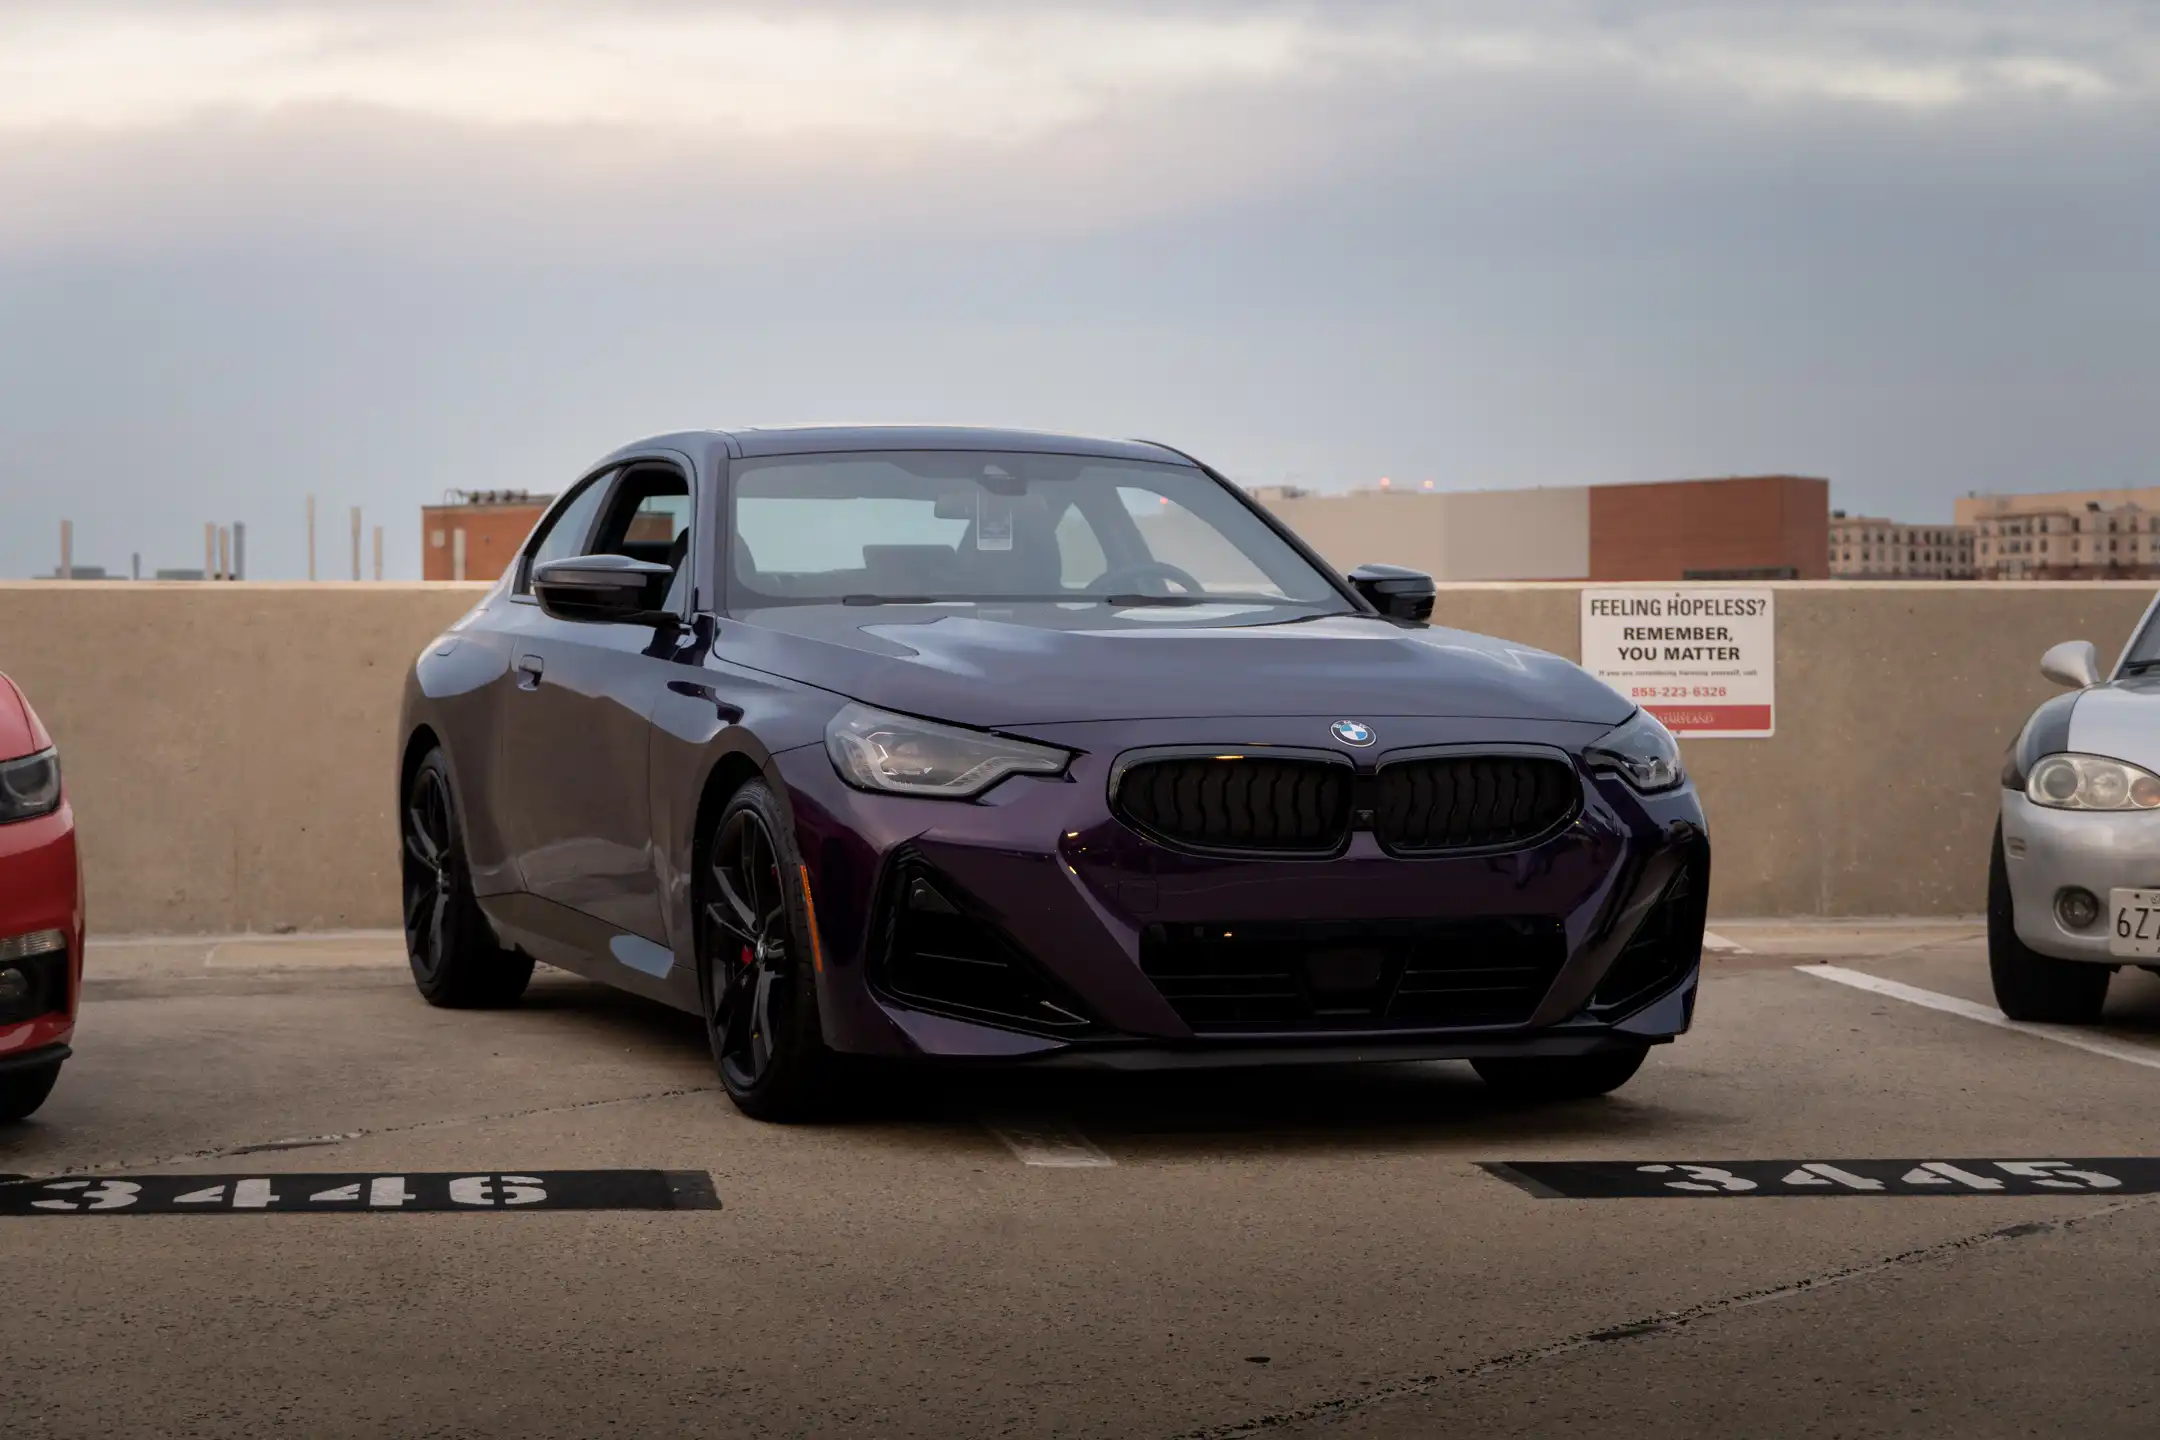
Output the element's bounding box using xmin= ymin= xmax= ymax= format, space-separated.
xmin=5 ymin=921 xmax=2159 ymax=1438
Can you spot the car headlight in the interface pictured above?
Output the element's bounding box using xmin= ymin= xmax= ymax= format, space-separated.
xmin=1585 ymin=710 xmax=1685 ymax=794
xmin=0 ymin=748 xmax=61 ymax=824
xmin=2025 ymin=753 xmax=2160 ymax=811
xmin=825 ymin=703 xmax=1069 ymax=799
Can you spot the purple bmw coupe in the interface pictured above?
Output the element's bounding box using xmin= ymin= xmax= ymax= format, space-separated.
xmin=399 ymin=427 xmax=1707 ymax=1119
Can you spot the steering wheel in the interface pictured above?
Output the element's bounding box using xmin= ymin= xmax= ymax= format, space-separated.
xmin=1088 ymin=560 xmax=1205 ymax=598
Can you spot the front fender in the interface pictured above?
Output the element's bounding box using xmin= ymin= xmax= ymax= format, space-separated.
xmin=649 ymin=652 xmax=850 ymax=1009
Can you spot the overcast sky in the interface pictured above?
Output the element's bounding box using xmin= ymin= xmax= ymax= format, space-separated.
xmin=2 ymin=1 xmax=2155 ymax=578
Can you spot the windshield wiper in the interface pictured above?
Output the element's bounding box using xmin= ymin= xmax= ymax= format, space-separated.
xmin=2121 ymin=658 xmax=2160 ymax=674
xmin=830 ymin=592 xmax=1326 ymax=609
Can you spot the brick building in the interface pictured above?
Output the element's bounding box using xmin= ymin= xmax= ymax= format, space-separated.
xmin=421 ymin=491 xmax=551 ymax=582
xmin=1256 ymin=474 xmax=1829 ymax=582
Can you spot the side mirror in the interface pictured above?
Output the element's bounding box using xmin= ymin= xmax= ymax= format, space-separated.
xmin=1347 ymin=563 xmax=1436 ymax=623
xmin=2040 ymin=639 xmax=2101 ymax=690
xmin=531 ymin=554 xmax=676 ymax=626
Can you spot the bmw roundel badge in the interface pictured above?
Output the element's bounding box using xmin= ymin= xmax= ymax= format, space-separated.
xmin=1330 ymin=719 xmax=1376 ymax=747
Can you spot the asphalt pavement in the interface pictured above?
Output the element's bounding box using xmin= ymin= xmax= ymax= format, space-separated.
xmin=5 ymin=920 xmax=2159 ymax=1438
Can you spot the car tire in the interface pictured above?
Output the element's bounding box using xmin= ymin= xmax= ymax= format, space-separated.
xmin=401 ymin=747 xmax=534 ymax=1009
xmin=1471 ymin=1046 xmax=1649 ymax=1100
xmin=0 ymin=1063 xmax=60 ymax=1123
xmin=1988 ymin=821 xmax=2110 ymax=1024
xmin=696 ymin=779 xmax=835 ymax=1122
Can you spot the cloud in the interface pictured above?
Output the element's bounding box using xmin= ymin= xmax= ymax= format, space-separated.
xmin=4 ymin=0 xmax=2152 ymax=136
xmin=2 ymin=2 xmax=2157 ymax=580
xmin=1 ymin=0 xmax=2154 ymax=261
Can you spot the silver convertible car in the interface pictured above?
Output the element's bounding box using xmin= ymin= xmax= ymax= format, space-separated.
xmin=1994 ymin=594 xmax=2160 ymax=1022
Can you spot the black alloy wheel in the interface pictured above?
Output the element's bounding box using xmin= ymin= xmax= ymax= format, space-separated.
xmin=1471 ymin=1045 xmax=1650 ymax=1101
xmin=698 ymin=781 xmax=832 ymax=1121
xmin=1987 ymin=821 xmax=2111 ymax=1023
xmin=401 ymin=748 xmax=534 ymax=1008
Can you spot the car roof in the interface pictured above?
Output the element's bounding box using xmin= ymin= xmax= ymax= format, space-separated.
xmin=615 ymin=426 xmax=1198 ymax=466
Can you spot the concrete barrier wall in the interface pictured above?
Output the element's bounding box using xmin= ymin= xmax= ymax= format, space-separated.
xmin=1 ymin=580 xmax=2152 ymax=934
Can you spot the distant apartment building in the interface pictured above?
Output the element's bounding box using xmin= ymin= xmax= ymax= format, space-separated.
xmin=1957 ymin=488 xmax=2160 ymax=580
xmin=1254 ymin=474 xmax=1829 ymax=581
xmin=422 ymin=490 xmax=551 ymax=582
xmin=1829 ymin=514 xmax=1974 ymax=579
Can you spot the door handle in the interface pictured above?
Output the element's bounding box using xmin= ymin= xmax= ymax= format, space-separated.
xmin=514 ymin=654 xmax=545 ymax=690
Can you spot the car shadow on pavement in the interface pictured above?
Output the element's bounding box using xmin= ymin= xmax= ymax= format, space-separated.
xmin=2102 ymin=967 xmax=2160 ymax=1032
xmin=504 ymin=970 xmax=1707 ymax=1154
xmin=506 ymin=969 xmax=1689 ymax=1152
xmin=514 ymin=969 xmax=711 ymax=1060
xmin=916 ymin=1060 xmax=1692 ymax=1153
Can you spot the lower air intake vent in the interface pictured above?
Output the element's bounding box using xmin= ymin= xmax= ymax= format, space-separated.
xmin=0 ymin=948 xmax=67 ymax=1026
xmin=1593 ymin=849 xmax=1710 ymax=1012
xmin=1113 ymin=755 xmax=1351 ymax=855
xmin=1375 ymin=754 xmax=1579 ymax=853
xmin=1139 ymin=918 xmax=1566 ymax=1033
xmin=874 ymin=866 xmax=1094 ymax=1035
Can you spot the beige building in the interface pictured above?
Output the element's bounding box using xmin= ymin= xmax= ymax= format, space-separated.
xmin=1955 ymin=488 xmax=2160 ymax=580
xmin=1829 ymin=514 xmax=1974 ymax=579
xmin=1970 ymin=503 xmax=2160 ymax=580
xmin=1955 ymin=486 xmax=2160 ymax=528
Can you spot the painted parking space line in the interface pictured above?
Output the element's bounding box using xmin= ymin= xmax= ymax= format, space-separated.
xmin=1800 ymin=964 xmax=2160 ymax=1072
xmin=984 ymin=1118 xmax=1116 ymax=1168
xmin=1701 ymin=930 xmax=1751 ymax=954
xmin=0 ymin=1170 xmax=721 ymax=1216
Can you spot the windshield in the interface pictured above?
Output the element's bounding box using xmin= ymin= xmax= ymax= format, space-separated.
xmin=2123 ymin=600 xmax=2160 ymax=673
xmin=724 ymin=450 xmax=1351 ymax=613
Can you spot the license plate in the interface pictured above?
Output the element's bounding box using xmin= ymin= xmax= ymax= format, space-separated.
xmin=2109 ymin=889 xmax=2160 ymax=956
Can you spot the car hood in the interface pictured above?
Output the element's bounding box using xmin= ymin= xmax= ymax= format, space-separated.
xmin=0 ymin=672 xmax=46 ymax=763
xmin=721 ymin=606 xmax=1634 ymax=730
xmin=2065 ymin=677 xmax=2160 ymax=769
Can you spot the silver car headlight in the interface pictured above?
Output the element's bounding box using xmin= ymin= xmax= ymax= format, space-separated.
xmin=825 ymin=703 xmax=1069 ymax=799
xmin=2025 ymin=752 xmax=2160 ymax=811
xmin=1584 ymin=710 xmax=1685 ymax=794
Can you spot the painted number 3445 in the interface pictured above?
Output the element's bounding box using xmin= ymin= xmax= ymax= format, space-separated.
xmin=28 ymin=1175 xmax=549 ymax=1211
xmin=1637 ymin=1161 xmax=2122 ymax=1193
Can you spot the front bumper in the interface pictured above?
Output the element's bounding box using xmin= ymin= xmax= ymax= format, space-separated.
xmin=0 ymin=799 xmax=82 ymax=1063
xmin=779 ymin=715 xmax=1709 ymax=1065
xmin=2001 ymin=789 xmax=2160 ymax=961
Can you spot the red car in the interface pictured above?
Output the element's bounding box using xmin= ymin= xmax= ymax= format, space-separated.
xmin=0 ymin=671 xmax=81 ymax=1123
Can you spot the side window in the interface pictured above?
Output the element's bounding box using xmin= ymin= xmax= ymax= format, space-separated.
xmin=590 ymin=466 xmax=694 ymax=611
xmin=516 ymin=472 xmax=614 ymax=594
xmin=591 ymin=468 xmax=692 ymax=565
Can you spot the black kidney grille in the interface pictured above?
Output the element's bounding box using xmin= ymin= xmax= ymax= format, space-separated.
xmin=1114 ymin=757 xmax=1351 ymax=854
xmin=1376 ymin=755 xmax=1578 ymax=853
xmin=1140 ymin=918 xmax=1566 ymax=1033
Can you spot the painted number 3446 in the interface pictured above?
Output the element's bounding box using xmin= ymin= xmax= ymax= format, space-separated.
xmin=28 ymin=1175 xmax=549 ymax=1211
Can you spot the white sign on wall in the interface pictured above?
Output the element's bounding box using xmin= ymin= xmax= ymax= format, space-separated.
xmin=1580 ymin=588 xmax=1775 ymax=738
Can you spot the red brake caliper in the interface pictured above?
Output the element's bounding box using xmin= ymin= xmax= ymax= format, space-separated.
xmin=739 ymin=944 xmax=754 ymax=968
